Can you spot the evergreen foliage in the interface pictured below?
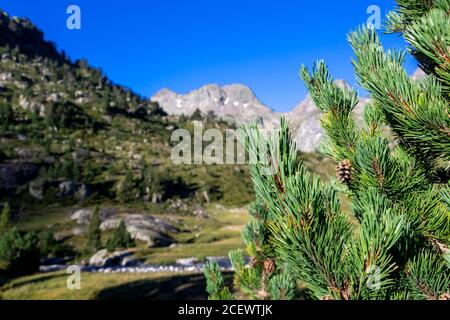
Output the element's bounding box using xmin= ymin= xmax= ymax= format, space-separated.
xmin=190 ymin=108 xmax=204 ymax=121
xmin=85 ymin=206 xmax=102 ymax=254
xmin=106 ymin=220 xmax=135 ymax=252
xmin=40 ymin=228 xmax=74 ymax=258
xmin=0 ymin=227 xmax=40 ymax=275
xmin=205 ymin=0 xmax=450 ymax=300
xmin=204 ymin=192 xmax=296 ymax=300
xmin=0 ymin=202 xmax=11 ymax=234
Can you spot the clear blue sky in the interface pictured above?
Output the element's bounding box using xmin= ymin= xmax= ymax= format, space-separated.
xmin=1 ymin=0 xmax=417 ymax=112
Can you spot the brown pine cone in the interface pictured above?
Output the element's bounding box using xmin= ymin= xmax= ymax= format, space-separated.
xmin=336 ymin=159 xmax=352 ymax=184
xmin=263 ymin=259 xmax=275 ymax=274
xmin=439 ymin=293 xmax=450 ymax=300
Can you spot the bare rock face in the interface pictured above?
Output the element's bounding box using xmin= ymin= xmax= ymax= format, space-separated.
xmin=152 ymin=81 xmax=367 ymax=153
xmin=153 ymin=69 xmax=420 ymax=153
xmin=412 ymin=68 xmax=426 ymax=80
xmin=152 ymin=84 xmax=281 ymax=130
xmin=287 ymin=92 xmax=369 ymax=153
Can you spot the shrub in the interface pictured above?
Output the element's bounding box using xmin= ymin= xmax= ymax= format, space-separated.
xmin=0 ymin=227 xmax=40 ymax=275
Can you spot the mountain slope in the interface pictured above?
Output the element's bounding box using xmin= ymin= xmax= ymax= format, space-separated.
xmin=0 ymin=9 xmax=255 ymax=208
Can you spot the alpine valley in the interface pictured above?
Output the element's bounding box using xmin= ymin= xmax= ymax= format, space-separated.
xmin=0 ymin=8 xmax=423 ymax=300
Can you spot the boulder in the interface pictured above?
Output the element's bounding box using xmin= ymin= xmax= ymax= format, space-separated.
xmin=58 ymin=181 xmax=91 ymax=201
xmin=127 ymin=227 xmax=172 ymax=247
xmin=72 ymin=209 xmax=178 ymax=247
xmin=206 ymin=256 xmax=232 ymax=269
xmin=100 ymin=214 xmax=178 ymax=247
xmin=100 ymin=218 xmax=121 ymax=230
xmin=70 ymin=208 xmax=118 ymax=225
xmin=70 ymin=209 xmax=91 ymax=224
xmin=88 ymin=249 xmax=109 ymax=267
xmin=71 ymin=226 xmax=85 ymax=236
xmin=0 ymin=163 xmax=39 ymax=194
xmin=88 ymin=249 xmax=135 ymax=268
xmin=192 ymin=206 xmax=208 ymax=219
xmin=121 ymin=255 xmax=143 ymax=267
xmin=29 ymin=179 xmax=44 ymax=199
xmin=176 ymin=257 xmax=200 ymax=266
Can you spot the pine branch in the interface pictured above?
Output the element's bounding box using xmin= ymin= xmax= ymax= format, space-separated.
xmin=349 ymin=27 xmax=450 ymax=165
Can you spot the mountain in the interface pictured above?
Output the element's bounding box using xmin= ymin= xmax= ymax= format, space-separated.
xmin=152 ymin=80 xmax=369 ymax=153
xmin=285 ymin=80 xmax=369 ymax=153
xmin=0 ymin=10 xmax=255 ymax=208
xmin=152 ymin=84 xmax=281 ymax=129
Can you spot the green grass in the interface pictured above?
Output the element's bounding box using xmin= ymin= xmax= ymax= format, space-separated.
xmin=11 ymin=203 xmax=248 ymax=266
xmin=0 ymin=271 xmax=232 ymax=300
xmin=140 ymin=206 xmax=248 ymax=264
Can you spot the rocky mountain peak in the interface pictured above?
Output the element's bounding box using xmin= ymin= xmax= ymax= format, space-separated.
xmin=334 ymin=79 xmax=352 ymax=90
xmin=412 ymin=68 xmax=426 ymax=80
xmin=222 ymin=84 xmax=261 ymax=104
xmin=151 ymin=83 xmax=276 ymax=125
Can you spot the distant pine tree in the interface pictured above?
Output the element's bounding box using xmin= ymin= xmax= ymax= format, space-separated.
xmin=0 ymin=202 xmax=11 ymax=234
xmin=0 ymin=101 xmax=13 ymax=132
xmin=85 ymin=206 xmax=102 ymax=254
xmin=190 ymin=108 xmax=203 ymax=121
xmin=106 ymin=220 xmax=135 ymax=252
xmin=118 ymin=170 xmax=135 ymax=203
xmin=40 ymin=229 xmax=57 ymax=256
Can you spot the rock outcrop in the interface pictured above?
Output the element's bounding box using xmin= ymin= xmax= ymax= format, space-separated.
xmin=70 ymin=209 xmax=178 ymax=247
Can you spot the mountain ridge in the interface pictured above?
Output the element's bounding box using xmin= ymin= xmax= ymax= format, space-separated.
xmin=151 ymin=80 xmax=368 ymax=152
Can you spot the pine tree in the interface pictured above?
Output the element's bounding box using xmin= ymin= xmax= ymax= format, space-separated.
xmin=0 ymin=202 xmax=11 ymax=234
xmin=118 ymin=170 xmax=135 ymax=203
xmin=106 ymin=220 xmax=135 ymax=252
xmin=85 ymin=206 xmax=102 ymax=254
xmin=190 ymin=108 xmax=203 ymax=121
xmin=206 ymin=0 xmax=450 ymax=300
xmin=0 ymin=227 xmax=40 ymax=275
xmin=204 ymin=200 xmax=296 ymax=300
xmin=0 ymin=101 xmax=13 ymax=132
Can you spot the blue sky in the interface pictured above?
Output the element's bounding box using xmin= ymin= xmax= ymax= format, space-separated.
xmin=1 ymin=0 xmax=417 ymax=112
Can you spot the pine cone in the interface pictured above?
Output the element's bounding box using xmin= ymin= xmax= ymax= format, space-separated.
xmin=336 ymin=159 xmax=352 ymax=184
xmin=439 ymin=293 xmax=450 ymax=300
xmin=263 ymin=259 xmax=275 ymax=274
